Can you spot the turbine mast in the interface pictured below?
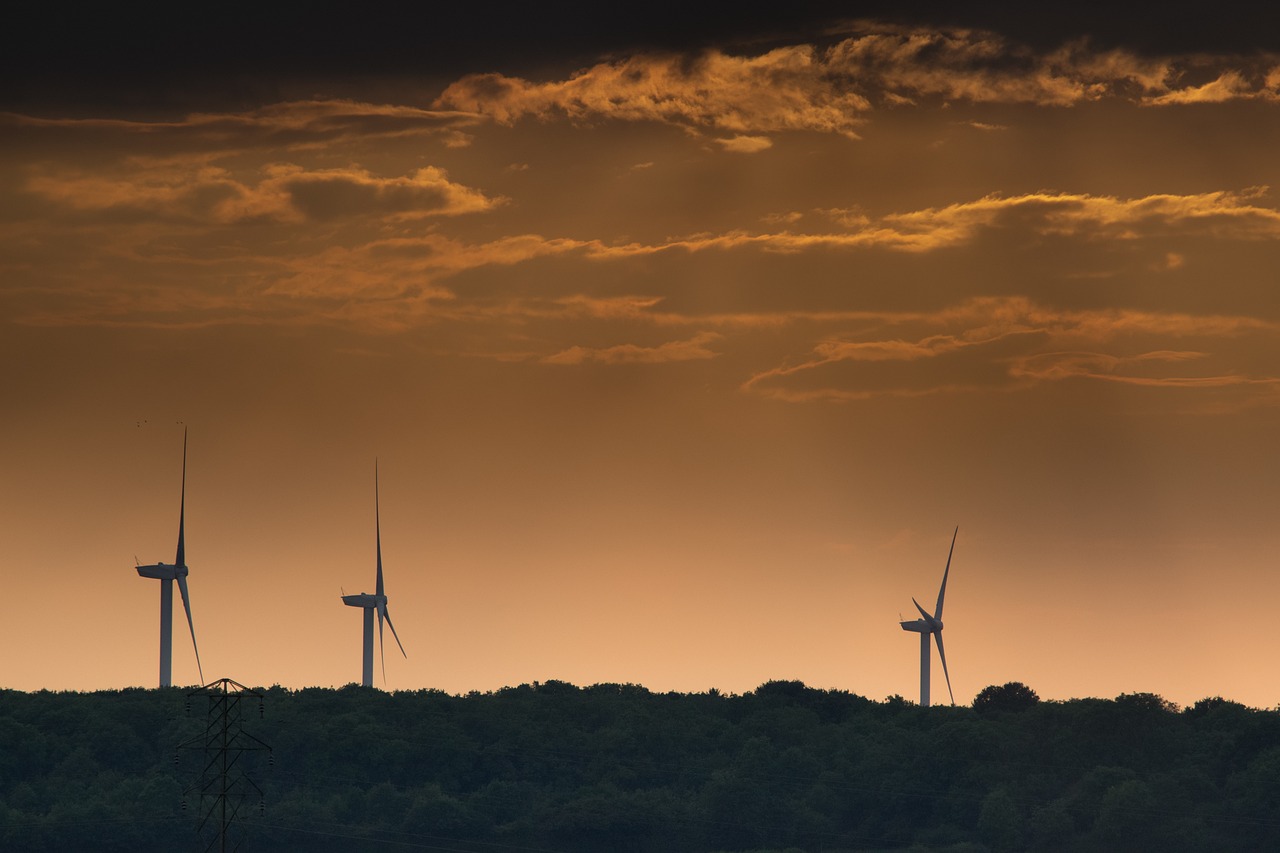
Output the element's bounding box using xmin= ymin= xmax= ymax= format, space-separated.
xmin=160 ymin=578 xmax=173 ymax=687
xmin=919 ymin=633 xmax=931 ymax=707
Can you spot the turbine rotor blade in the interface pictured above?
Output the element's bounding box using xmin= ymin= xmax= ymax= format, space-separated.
xmin=176 ymin=429 xmax=187 ymax=568
xmin=176 ymin=574 xmax=204 ymax=685
xmin=375 ymin=462 xmax=384 ymax=598
xmin=935 ymin=631 xmax=955 ymax=706
xmin=383 ymin=605 xmax=407 ymax=658
xmin=912 ymin=597 xmax=938 ymax=629
xmin=935 ymin=526 xmax=957 ymax=620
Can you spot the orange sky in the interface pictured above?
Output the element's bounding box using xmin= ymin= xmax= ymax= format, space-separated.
xmin=3 ymin=11 xmax=1279 ymax=707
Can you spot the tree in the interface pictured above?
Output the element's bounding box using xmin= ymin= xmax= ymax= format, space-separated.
xmin=978 ymin=786 xmax=1024 ymax=852
xmin=973 ymin=682 xmax=1040 ymax=714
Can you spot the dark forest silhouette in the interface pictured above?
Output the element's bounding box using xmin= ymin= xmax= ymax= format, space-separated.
xmin=2 ymin=681 xmax=1278 ymax=851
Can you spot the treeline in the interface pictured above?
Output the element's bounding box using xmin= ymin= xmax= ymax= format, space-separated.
xmin=2 ymin=680 xmax=1279 ymax=852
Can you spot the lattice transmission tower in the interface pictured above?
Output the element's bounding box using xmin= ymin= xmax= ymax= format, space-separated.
xmin=177 ymin=678 xmax=273 ymax=852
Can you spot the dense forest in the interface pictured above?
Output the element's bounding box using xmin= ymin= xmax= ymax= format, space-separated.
xmin=2 ymin=680 xmax=1278 ymax=852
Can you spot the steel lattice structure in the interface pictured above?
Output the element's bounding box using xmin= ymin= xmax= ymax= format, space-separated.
xmin=178 ymin=678 xmax=272 ymax=852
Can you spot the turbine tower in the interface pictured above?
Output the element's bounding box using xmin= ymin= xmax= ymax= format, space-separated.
xmin=899 ymin=526 xmax=957 ymax=707
xmin=135 ymin=429 xmax=204 ymax=688
xmin=342 ymin=463 xmax=407 ymax=687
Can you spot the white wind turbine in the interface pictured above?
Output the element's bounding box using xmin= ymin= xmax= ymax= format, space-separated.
xmin=899 ymin=526 xmax=957 ymax=707
xmin=134 ymin=429 xmax=204 ymax=688
xmin=342 ymin=464 xmax=407 ymax=687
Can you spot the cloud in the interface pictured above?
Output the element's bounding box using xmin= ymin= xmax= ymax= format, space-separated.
xmin=1007 ymin=351 xmax=1280 ymax=403
xmin=1142 ymin=71 xmax=1260 ymax=105
xmin=23 ymin=163 xmax=501 ymax=224
xmin=742 ymin=297 xmax=1280 ymax=403
xmin=436 ymin=46 xmax=871 ymax=137
xmin=542 ymin=332 xmax=723 ymax=365
xmin=572 ymin=189 xmax=1280 ymax=259
xmin=267 ymin=165 xmax=498 ymax=221
xmin=432 ymin=22 xmax=1280 ymax=141
xmin=2 ymin=100 xmax=478 ymax=155
xmin=714 ymin=135 xmax=773 ymax=153
xmin=820 ymin=27 xmax=1149 ymax=107
xmin=14 ymin=182 xmax=1280 ymax=336
xmin=875 ymin=188 xmax=1280 ymax=246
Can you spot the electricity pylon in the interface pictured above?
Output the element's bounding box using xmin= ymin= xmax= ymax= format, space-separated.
xmin=178 ymin=678 xmax=272 ymax=852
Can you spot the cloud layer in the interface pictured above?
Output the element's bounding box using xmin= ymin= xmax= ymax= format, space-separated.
xmin=742 ymin=297 xmax=1279 ymax=403
xmin=436 ymin=22 xmax=1280 ymax=146
xmin=4 ymin=28 xmax=1280 ymax=413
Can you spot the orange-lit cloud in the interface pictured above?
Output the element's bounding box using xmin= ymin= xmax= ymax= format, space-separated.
xmin=12 ymin=183 xmax=1280 ymax=339
xmin=1144 ymin=70 xmax=1280 ymax=105
xmin=576 ymin=189 xmax=1280 ymax=258
xmin=743 ymin=297 xmax=1279 ymax=403
xmin=255 ymin=185 xmax=1258 ymax=310
xmin=2 ymin=100 xmax=477 ymax=154
xmin=432 ymin=23 xmax=1280 ymax=143
xmin=24 ymin=163 xmax=500 ymax=224
xmin=822 ymin=27 xmax=1169 ymax=106
xmin=436 ymin=46 xmax=871 ymax=138
xmin=715 ymin=135 xmax=773 ymax=154
xmin=1006 ymin=350 xmax=1274 ymax=388
xmin=542 ymin=332 xmax=723 ymax=365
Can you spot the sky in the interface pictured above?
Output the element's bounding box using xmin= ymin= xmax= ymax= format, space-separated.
xmin=3 ymin=3 xmax=1280 ymax=707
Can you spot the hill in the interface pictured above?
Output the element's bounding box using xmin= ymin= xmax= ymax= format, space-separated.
xmin=1 ymin=680 xmax=1278 ymax=851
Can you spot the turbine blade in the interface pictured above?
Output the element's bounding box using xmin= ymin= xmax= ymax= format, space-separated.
xmin=912 ymin=597 xmax=935 ymax=627
xmin=935 ymin=526 xmax=957 ymax=620
xmin=935 ymin=631 xmax=955 ymax=706
xmin=383 ymin=606 xmax=407 ymax=658
xmin=176 ymin=429 xmax=187 ymax=568
xmin=377 ymin=603 xmax=386 ymax=684
xmin=176 ymin=574 xmax=204 ymax=685
xmin=375 ymin=462 xmax=384 ymax=598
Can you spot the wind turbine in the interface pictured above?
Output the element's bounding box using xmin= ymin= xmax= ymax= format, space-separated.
xmin=135 ymin=429 xmax=204 ymax=688
xmin=899 ymin=526 xmax=957 ymax=707
xmin=342 ymin=464 xmax=407 ymax=687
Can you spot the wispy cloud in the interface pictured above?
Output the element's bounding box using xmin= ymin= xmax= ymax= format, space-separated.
xmin=2 ymin=100 xmax=477 ymax=154
xmin=24 ymin=162 xmax=501 ymax=224
xmin=742 ymin=297 xmax=1280 ymax=403
xmin=576 ymin=189 xmax=1280 ymax=257
xmin=436 ymin=45 xmax=870 ymax=138
xmin=1143 ymin=70 xmax=1276 ymax=105
xmin=13 ymin=186 xmax=1280 ymax=335
xmin=714 ymin=135 xmax=773 ymax=153
xmin=542 ymin=331 xmax=724 ymax=365
xmin=433 ymin=22 xmax=1280 ymax=143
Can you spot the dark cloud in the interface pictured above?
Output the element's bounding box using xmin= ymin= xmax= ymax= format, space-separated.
xmin=7 ymin=2 xmax=1278 ymax=113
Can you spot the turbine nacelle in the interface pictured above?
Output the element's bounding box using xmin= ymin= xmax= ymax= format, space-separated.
xmin=912 ymin=597 xmax=943 ymax=632
xmin=136 ymin=562 xmax=188 ymax=580
xmin=341 ymin=593 xmax=386 ymax=607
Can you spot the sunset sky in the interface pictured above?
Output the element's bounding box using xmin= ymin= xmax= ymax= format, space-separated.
xmin=4 ymin=4 xmax=1280 ymax=707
